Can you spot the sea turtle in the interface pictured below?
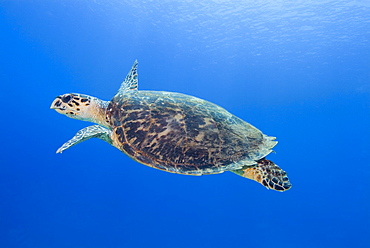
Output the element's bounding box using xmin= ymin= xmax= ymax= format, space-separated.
xmin=50 ymin=60 xmax=291 ymax=191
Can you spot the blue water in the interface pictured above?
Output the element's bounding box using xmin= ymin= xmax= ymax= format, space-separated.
xmin=1 ymin=1 xmax=369 ymax=247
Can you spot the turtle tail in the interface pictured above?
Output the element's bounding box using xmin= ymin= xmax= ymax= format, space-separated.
xmin=231 ymin=158 xmax=292 ymax=192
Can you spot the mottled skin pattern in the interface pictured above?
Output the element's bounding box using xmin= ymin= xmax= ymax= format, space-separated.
xmin=106 ymin=90 xmax=276 ymax=175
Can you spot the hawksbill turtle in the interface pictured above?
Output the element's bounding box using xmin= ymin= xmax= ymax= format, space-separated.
xmin=50 ymin=60 xmax=292 ymax=191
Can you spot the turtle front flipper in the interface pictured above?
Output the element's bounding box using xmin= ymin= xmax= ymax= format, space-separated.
xmin=115 ymin=60 xmax=138 ymax=96
xmin=56 ymin=125 xmax=112 ymax=153
xmin=231 ymin=158 xmax=292 ymax=192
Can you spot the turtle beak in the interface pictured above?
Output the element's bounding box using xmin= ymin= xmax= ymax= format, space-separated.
xmin=50 ymin=96 xmax=67 ymax=113
xmin=50 ymin=96 xmax=62 ymax=110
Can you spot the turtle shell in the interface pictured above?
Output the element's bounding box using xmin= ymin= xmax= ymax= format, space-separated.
xmin=106 ymin=90 xmax=277 ymax=175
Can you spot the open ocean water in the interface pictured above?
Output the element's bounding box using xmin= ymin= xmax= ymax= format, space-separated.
xmin=1 ymin=1 xmax=369 ymax=248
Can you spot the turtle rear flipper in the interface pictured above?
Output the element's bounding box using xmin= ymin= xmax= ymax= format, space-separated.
xmin=231 ymin=158 xmax=292 ymax=192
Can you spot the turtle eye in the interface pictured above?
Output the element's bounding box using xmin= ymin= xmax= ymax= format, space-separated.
xmin=62 ymin=95 xmax=72 ymax=103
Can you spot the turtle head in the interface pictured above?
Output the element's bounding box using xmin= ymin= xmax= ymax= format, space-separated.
xmin=50 ymin=93 xmax=109 ymax=127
